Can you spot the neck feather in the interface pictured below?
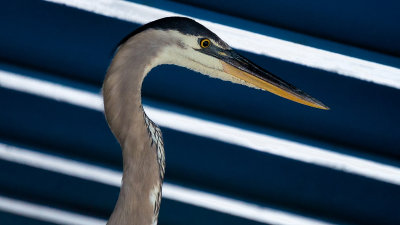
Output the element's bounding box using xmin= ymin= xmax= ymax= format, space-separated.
xmin=103 ymin=30 xmax=167 ymax=225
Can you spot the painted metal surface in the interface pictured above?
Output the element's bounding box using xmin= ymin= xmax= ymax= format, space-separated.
xmin=0 ymin=0 xmax=399 ymax=224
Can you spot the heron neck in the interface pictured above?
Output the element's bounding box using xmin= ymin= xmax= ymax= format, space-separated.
xmin=102 ymin=31 xmax=165 ymax=225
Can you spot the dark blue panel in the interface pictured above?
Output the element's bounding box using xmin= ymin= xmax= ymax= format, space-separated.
xmin=0 ymin=160 xmax=115 ymax=218
xmin=0 ymin=0 xmax=130 ymax=84
xmin=1 ymin=0 xmax=400 ymax=224
xmin=1 ymin=80 xmax=399 ymax=224
xmin=1 ymin=0 xmax=399 ymax=160
xmin=159 ymin=198 xmax=266 ymax=225
xmin=0 ymin=87 xmax=121 ymax=167
xmin=163 ymin=129 xmax=400 ymax=225
xmin=0 ymin=211 xmax=56 ymax=225
xmin=0 ymin=158 xmax=268 ymax=225
xmin=143 ymin=57 xmax=400 ymax=159
xmin=172 ymin=0 xmax=400 ymax=56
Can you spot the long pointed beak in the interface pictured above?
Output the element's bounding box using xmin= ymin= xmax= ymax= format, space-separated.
xmin=218 ymin=50 xmax=329 ymax=110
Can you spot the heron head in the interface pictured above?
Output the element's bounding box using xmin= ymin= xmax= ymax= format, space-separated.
xmin=125 ymin=17 xmax=329 ymax=110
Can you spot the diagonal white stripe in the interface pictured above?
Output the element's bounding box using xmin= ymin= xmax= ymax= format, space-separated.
xmin=0 ymin=143 xmax=332 ymax=225
xmin=147 ymin=106 xmax=400 ymax=186
xmin=44 ymin=0 xmax=400 ymax=89
xmin=0 ymin=70 xmax=103 ymax=110
xmin=0 ymin=195 xmax=107 ymax=225
xmin=164 ymin=183 xmax=331 ymax=225
xmin=1 ymin=69 xmax=400 ymax=186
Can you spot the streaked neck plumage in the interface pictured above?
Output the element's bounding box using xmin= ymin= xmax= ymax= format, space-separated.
xmin=103 ymin=29 xmax=169 ymax=225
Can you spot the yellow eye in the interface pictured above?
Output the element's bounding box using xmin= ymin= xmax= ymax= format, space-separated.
xmin=200 ymin=38 xmax=211 ymax=48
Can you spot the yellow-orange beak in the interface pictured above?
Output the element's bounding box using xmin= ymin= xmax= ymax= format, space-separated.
xmin=218 ymin=50 xmax=329 ymax=110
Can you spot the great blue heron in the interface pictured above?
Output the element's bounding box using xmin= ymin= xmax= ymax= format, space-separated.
xmin=103 ymin=16 xmax=328 ymax=225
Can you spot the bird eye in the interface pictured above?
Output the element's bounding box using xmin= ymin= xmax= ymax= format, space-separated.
xmin=200 ymin=38 xmax=211 ymax=48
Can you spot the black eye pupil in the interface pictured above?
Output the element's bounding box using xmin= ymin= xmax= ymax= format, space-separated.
xmin=202 ymin=40 xmax=210 ymax=47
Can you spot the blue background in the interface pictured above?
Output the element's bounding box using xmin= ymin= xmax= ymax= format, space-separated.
xmin=0 ymin=0 xmax=399 ymax=224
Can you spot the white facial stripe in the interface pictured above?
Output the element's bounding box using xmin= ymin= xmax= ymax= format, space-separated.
xmin=146 ymin=29 xmax=257 ymax=90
